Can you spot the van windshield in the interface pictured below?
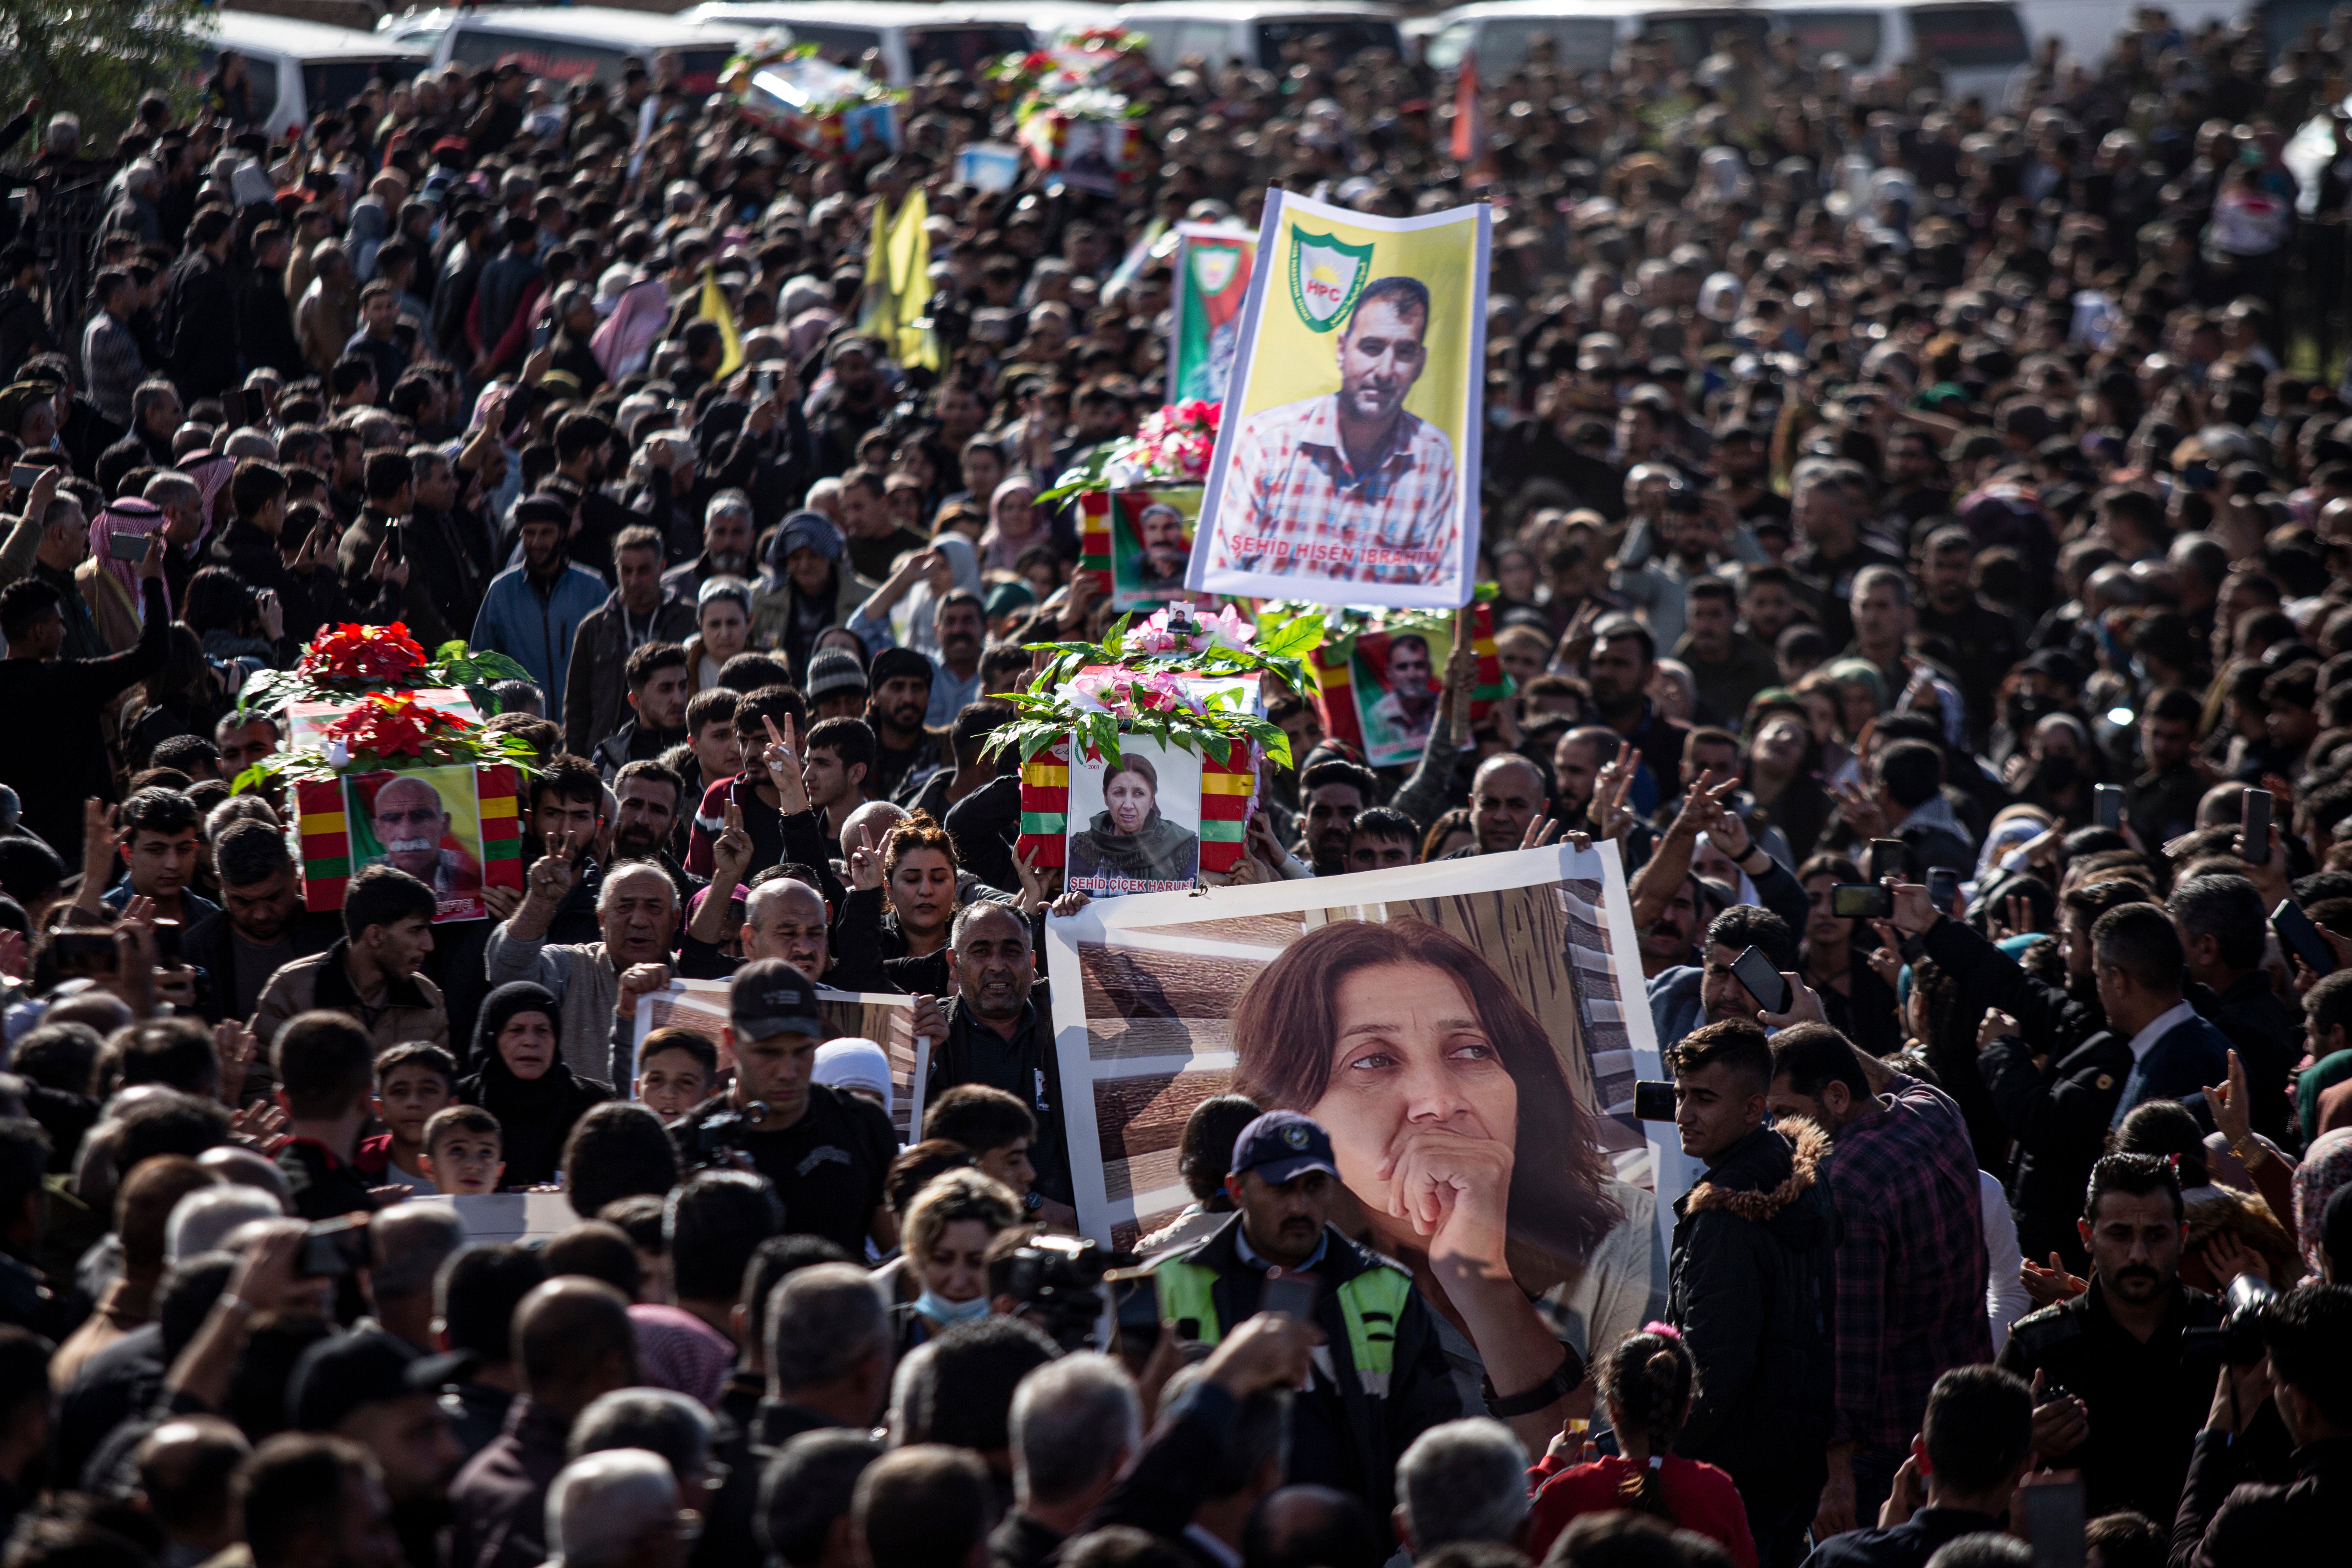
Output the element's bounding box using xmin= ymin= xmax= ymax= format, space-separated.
xmin=450 ymin=30 xmax=636 ymax=84
xmin=1439 ymin=16 xmax=1618 ymax=71
xmin=303 ymin=60 xmax=420 ymax=116
xmin=1641 ymin=10 xmax=1771 ymax=67
xmin=1772 ymin=11 xmax=1886 ymax=64
xmin=1908 ymin=3 xmax=2028 ymax=68
xmin=906 ymin=25 xmax=1035 ymax=74
xmin=1254 ymin=18 xmax=1404 ymax=69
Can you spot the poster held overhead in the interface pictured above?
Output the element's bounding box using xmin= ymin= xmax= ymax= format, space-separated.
xmin=1044 ymin=841 xmax=1688 ymax=1370
xmin=1188 ymin=190 xmax=1490 ymax=610
xmin=1167 ymin=223 xmax=1257 ymax=404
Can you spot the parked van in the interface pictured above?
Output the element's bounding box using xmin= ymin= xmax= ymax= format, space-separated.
xmin=1761 ymin=1 xmax=2031 ymax=105
xmin=1423 ymin=2 xmax=1770 ymax=74
xmin=683 ymin=3 xmax=1055 ymax=84
xmin=196 ymin=13 xmax=431 ymax=138
xmin=1114 ymin=2 xmax=1406 ymax=73
xmin=377 ymin=6 xmax=749 ymax=92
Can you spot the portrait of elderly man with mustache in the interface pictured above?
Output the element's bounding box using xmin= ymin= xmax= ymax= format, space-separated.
xmin=362 ymin=773 xmax=483 ymax=905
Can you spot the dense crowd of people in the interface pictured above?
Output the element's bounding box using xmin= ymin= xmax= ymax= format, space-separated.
xmin=2 ymin=8 xmax=2352 ymax=1568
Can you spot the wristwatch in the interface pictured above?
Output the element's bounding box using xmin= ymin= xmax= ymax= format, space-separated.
xmin=1483 ymin=1348 xmax=1585 ymax=1418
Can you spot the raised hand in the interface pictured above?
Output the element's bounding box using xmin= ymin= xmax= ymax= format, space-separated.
xmin=760 ymin=714 xmax=812 ymax=816
xmin=1517 ymin=813 xmax=1560 ymax=852
xmin=524 ymin=848 xmax=578 ymax=907
xmin=1012 ymin=842 xmax=1051 ymax=913
xmin=2203 ymin=1049 xmax=2254 ymax=1154
xmin=616 ymin=961 xmax=672 ymax=1021
xmin=2020 ymin=1252 xmax=2087 ymax=1308
xmin=214 ymin=1019 xmax=258 ymax=1106
xmin=711 ymin=797 xmax=753 ymax=891
xmin=230 ymin=1101 xmax=288 ymax=1153
xmin=1978 ymin=1007 xmax=2020 ymax=1053
xmin=845 ymin=820 xmax=884 ymax=891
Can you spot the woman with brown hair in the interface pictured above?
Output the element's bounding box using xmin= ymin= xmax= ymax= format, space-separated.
xmin=827 ymin=810 xmax=962 ymax=994
xmin=1230 ymin=916 xmax=1650 ymax=1448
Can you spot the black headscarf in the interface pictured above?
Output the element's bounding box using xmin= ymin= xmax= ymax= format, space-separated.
xmin=456 ymin=980 xmax=612 ymax=1188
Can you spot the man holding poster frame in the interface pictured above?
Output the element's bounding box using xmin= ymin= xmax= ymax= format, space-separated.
xmin=1189 ymin=190 xmax=1490 ymax=609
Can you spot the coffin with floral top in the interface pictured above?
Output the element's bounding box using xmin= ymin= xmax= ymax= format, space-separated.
xmin=1308 ymin=600 xmax=1505 ymax=770
xmin=990 ymin=606 xmax=1323 ymax=894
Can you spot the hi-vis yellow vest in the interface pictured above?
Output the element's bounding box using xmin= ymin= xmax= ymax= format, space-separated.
xmin=1152 ymin=1258 xmax=1412 ymax=1396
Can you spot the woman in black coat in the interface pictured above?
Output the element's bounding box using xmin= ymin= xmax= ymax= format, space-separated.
xmin=457 ymin=981 xmax=612 ymax=1189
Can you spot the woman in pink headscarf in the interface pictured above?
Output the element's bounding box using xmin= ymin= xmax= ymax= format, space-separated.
xmin=975 ymin=475 xmax=1045 ymax=575
xmin=83 ymin=497 xmax=171 ymax=652
xmin=178 ymin=452 xmax=237 ymax=557
xmin=592 ymin=277 xmax=671 ymax=380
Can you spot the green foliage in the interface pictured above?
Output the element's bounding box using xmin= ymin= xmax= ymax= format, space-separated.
xmin=0 ymin=0 xmax=208 ymax=142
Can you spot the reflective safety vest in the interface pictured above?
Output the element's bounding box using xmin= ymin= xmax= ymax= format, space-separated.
xmin=1152 ymin=1257 xmax=1412 ymax=1395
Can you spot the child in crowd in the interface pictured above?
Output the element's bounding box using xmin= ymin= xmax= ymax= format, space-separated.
xmin=420 ymin=1105 xmax=506 ymax=1195
xmin=634 ymin=1026 xmax=719 ymax=1124
xmin=361 ymin=1043 xmax=459 ymax=1197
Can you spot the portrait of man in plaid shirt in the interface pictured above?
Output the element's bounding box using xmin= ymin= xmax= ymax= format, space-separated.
xmin=1213 ymin=274 xmax=1459 ymax=587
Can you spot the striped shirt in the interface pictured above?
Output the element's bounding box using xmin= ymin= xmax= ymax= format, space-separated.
xmin=1212 ymin=393 xmax=1458 ymax=585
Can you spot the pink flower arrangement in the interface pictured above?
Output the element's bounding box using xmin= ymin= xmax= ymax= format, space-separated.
xmin=1064 ymin=667 xmax=1207 ymax=720
xmin=1129 ymin=603 xmax=1255 ymax=655
xmin=1110 ymin=400 xmax=1221 ymax=484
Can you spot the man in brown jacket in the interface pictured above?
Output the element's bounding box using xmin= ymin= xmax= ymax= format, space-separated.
xmin=253 ymin=865 xmax=448 ymax=1054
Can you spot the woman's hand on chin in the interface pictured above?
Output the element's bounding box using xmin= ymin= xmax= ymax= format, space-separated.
xmin=1375 ymin=1124 xmax=1513 ymax=1277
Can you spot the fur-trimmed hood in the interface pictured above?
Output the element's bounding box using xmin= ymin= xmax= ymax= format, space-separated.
xmin=1683 ymin=1120 xmax=1834 ymax=1226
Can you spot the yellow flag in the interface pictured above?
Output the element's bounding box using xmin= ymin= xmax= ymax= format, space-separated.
xmin=696 ymin=267 xmax=744 ymax=378
xmin=858 ymin=197 xmax=896 ymax=341
xmin=885 ymin=190 xmax=940 ymax=371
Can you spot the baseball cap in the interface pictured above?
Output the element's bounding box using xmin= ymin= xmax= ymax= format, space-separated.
xmin=730 ymin=958 xmax=825 ymax=1042
xmin=774 ymin=510 xmax=841 ymax=564
xmin=291 ymin=1330 xmax=472 ymax=1433
xmin=805 ymin=649 xmax=868 ymax=703
xmin=1228 ymin=1110 xmax=1339 ymax=1185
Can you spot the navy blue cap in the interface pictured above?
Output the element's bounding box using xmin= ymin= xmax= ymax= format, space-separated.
xmin=731 ymin=957 xmax=825 ymax=1041
xmin=1228 ymin=1110 xmax=1338 ymax=1185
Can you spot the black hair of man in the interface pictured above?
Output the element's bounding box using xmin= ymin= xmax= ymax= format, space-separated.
xmin=0 ymin=1117 xmax=46 ymax=1237
xmin=761 ymin=1429 xmax=884 ymax=1568
xmin=2165 ymin=874 xmax=2266 ymax=972
xmin=538 ymin=1221 xmax=643 ymax=1299
xmin=1241 ymin=1485 xmax=1384 ymax=1568
xmin=150 ymin=735 xmax=219 ymax=777
xmin=115 ymin=1091 xmax=232 ymax=1170
xmin=922 ymin=1084 xmax=1035 ymax=1155
xmin=1876 ymin=739 xmax=1944 ymax=811
xmin=740 ymin=1233 xmax=853 ymax=1360
xmin=119 ymin=787 xmax=199 ymax=842
xmin=436 ymin=1242 xmax=547 ymax=1366
xmin=1919 ymin=1365 xmax=2033 ymax=1493
xmin=374 ymin=1041 xmax=457 ymax=1092
xmin=516 ymin=1277 xmax=637 ymax=1402
xmin=561 ymin=1102 xmax=681 ymax=1221
xmin=2091 ymin=903 xmax=2187 ymax=993
xmin=1766 ymin=1021 xmax=1872 ymax=1102
xmin=1341 ymin=275 xmax=1431 ymax=336
xmin=805 ymin=716 xmax=878 ymax=781
xmin=530 ymin=753 xmax=606 ymax=816
xmin=13 ymin=1022 xmax=100 ymax=1097
xmin=663 ymin=1169 xmax=783 ymax=1304
xmin=1349 ymin=805 xmax=1418 ymax=847
xmin=1592 ymin=613 xmax=1657 ymax=664
xmin=2083 ymin=1151 xmax=2184 ymax=1225
xmin=2257 ymin=1281 xmax=2352 ymax=1429
xmin=117 ymin=1019 xmax=220 ymax=1095
xmin=238 ymin=1433 xmax=379 ymax=1568
xmin=1668 ymin=1017 xmax=1773 ymax=1094
xmin=1705 ymin=904 xmax=1797 ymax=971
xmin=854 ymin=1444 xmax=996 ymax=1568
xmin=0 ymin=835 xmax=65 ymax=908
xmin=273 ymin=1011 xmax=375 ymax=1122
xmin=624 ymin=640 xmax=689 ymax=693
xmin=1175 ymin=1095 xmax=1265 ymax=1204
xmin=1 ymin=1519 xmax=154 ymax=1568
xmin=736 ymin=682 xmax=808 ymax=736
xmin=1300 ymin=758 xmax=1378 ymax=802
xmin=342 ymin=864 xmax=434 ymax=944
xmin=718 ymin=654 xmax=794 ymax=695
xmin=905 ymin=1316 xmax=1059 ymax=1452
xmin=214 ymin=820 xmax=294 ymax=890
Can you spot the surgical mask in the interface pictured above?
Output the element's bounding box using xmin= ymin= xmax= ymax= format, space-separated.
xmin=913 ymin=1289 xmax=989 ymax=1326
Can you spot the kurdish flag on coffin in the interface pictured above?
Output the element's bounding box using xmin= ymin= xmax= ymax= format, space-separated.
xmin=1019 ymin=736 xmax=1254 ymax=884
xmin=296 ymin=764 xmax=523 ymax=923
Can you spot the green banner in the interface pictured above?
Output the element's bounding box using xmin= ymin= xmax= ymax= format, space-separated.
xmin=1166 ymin=226 xmax=1256 ymax=405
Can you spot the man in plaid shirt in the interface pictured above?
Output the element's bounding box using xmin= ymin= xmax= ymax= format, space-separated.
xmin=80 ymin=269 xmax=147 ymax=426
xmin=1214 ymin=275 xmax=1458 ymax=587
xmin=1767 ymin=1022 xmax=1992 ymax=1543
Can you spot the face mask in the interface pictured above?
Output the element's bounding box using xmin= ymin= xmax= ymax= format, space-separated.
xmin=914 ymin=1289 xmax=990 ymax=1326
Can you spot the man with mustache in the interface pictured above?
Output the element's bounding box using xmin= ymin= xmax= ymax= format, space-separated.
xmin=1996 ymin=1153 xmax=2227 ymax=1526
xmin=366 ymin=774 xmax=481 ymax=908
xmin=661 ymin=491 xmax=756 ymax=601
xmin=1217 ymin=276 xmax=1458 ymax=588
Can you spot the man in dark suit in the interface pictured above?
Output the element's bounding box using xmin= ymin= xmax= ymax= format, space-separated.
xmin=162 ymin=209 xmax=241 ymax=402
xmin=2091 ymin=902 xmax=2233 ymax=1130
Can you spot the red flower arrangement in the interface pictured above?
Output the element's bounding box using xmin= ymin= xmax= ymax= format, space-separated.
xmin=324 ymin=693 xmax=472 ymax=763
xmin=299 ymin=623 xmax=428 ymax=686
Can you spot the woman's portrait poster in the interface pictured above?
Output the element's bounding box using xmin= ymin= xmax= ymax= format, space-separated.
xmin=1044 ymin=842 xmax=1688 ymax=1370
xmin=1065 ymin=737 xmax=1204 ymax=898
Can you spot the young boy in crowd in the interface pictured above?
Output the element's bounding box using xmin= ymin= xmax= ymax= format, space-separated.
xmin=922 ymin=1084 xmax=1038 ymax=1204
xmin=634 ymin=1026 xmax=719 ymax=1124
xmin=361 ymin=1043 xmax=459 ymax=1197
xmin=420 ymin=1106 xmax=506 ymax=1194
